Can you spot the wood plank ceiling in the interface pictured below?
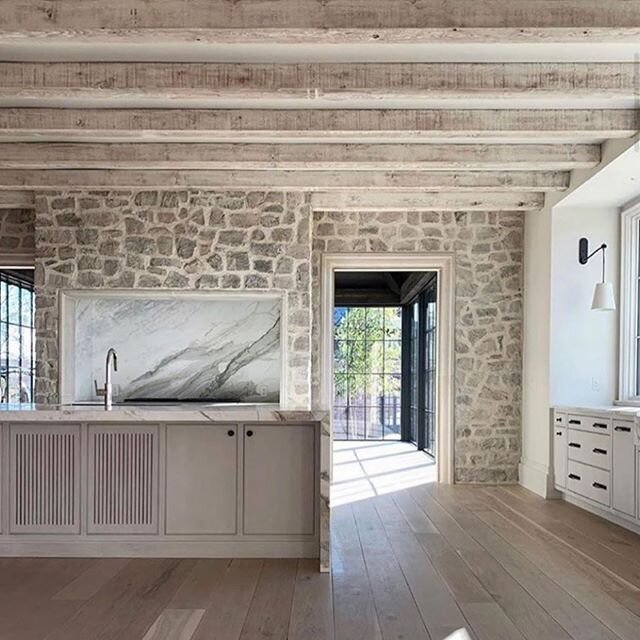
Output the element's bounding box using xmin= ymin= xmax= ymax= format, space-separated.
xmin=1 ymin=1 xmax=639 ymax=212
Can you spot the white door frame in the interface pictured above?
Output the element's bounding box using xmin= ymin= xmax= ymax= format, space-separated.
xmin=320 ymin=252 xmax=455 ymax=484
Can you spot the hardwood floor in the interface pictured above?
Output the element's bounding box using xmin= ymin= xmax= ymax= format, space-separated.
xmin=1 ymin=441 xmax=639 ymax=640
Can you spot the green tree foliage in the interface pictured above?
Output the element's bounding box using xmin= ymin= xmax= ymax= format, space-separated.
xmin=333 ymin=307 xmax=401 ymax=401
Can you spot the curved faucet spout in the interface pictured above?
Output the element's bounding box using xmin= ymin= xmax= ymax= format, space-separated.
xmin=104 ymin=348 xmax=119 ymax=410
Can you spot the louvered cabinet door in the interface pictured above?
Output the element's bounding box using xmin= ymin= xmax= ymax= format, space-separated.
xmin=10 ymin=424 xmax=80 ymax=534
xmin=88 ymin=425 xmax=159 ymax=534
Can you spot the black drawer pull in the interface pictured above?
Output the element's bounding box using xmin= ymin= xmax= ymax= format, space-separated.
xmin=246 ymin=430 xmax=254 ymax=437
xmin=568 ymin=419 xmax=581 ymax=425
xmin=555 ymin=431 xmax=563 ymax=436
xmin=227 ymin=430 xmax=235 ymax=437
xmin=556 ymin=417 xmax=563 ymax=423
xmin=592 ymin=423 xmax=607 ymax=429
xmin=614 ymin=426 xmax=631 ymax=432
xmin=592 ymin=482 xmax=607 ymax=490
xmin=592 ymin=448 xmax=607 ymax=455
xmin=568 ymin=442 xmax=581 ymax=448
xmin=568 ymin=473 xmax=581 ymax=480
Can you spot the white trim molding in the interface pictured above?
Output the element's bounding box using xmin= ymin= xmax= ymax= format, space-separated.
xmin=618 ymin=199 xmax=640 ymax=402
xmin=319 ymin=252 xmax=455 ymax=485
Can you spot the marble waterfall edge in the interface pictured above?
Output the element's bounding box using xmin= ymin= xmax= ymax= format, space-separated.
xmin=69 ymin=293 xmax=282 ymax=403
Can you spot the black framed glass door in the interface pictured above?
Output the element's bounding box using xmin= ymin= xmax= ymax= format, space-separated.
xmin=402 ymin=276 xmax=437 ymax=455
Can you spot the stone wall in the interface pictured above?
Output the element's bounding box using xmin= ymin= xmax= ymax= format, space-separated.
xmin=0 ymin=209 xmax=35 ymax=255
xmin=311 ymin=210 xmax=523 ymax=483
xmin=33 ymin=190 xmax=312 ymax=407
xmin=31 ymin=190 xmax=524 ymax=482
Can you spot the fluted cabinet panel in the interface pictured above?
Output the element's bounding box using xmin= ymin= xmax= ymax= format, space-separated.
xmin=88 ymin=425 xmax=159 ymax=534
xmin=10 ymin=424 xmax=80 ymax=534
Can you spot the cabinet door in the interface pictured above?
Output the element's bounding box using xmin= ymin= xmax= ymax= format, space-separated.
xmin=166 ymin=424 xmax=238 ymax=535
xmin=612 ymin=422 xmax=636 ymax=518
xmin=9 ymin=424 xmax=80 ymax=534
xmin=243 ymin=424 xmax=315 ymax=535
xmin=553 ymin=426 xmax=567 ymax=489
xmin=88 ymin=425 xmax=159 ymax=534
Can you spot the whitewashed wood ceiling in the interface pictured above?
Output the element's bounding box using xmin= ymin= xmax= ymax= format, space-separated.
xmin=0 ymin=0 xmax=639 ymax=211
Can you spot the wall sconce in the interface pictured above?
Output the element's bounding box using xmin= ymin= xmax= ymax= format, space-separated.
xmin=578 ymin=237 xmax=616 ymax=311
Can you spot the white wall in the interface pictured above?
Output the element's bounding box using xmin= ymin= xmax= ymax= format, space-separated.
xmin=520 ymin=204 xmax=554 ymax=496
xmin=549 ymin=206 xmax=620 ymax=406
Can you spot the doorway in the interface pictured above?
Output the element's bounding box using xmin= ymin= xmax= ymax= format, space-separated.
xmin=333 ymin=271 xmax=438 ymax=462
xmin=320 ymin=253 xmax=455 ymax=486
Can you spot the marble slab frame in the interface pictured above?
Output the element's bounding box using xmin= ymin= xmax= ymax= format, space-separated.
xmin=58 ymin=289 xmax=288 ymax=407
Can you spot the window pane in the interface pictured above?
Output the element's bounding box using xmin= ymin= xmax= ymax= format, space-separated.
xmin=21 ymin=289 xmax=32 ymax=327
xmin=384 ymin=340 xmax=402 ymax=373
xmin=384 ymin=307 xmax=402 ymax=339
xmin=8 ymin=284 xmax=20 ymax=324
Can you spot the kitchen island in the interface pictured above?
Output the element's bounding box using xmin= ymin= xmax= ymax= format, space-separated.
xmin=0 ymin=404 xmax=330 ymax=571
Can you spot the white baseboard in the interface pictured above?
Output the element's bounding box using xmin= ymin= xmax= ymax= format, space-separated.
xmin=0 ymin=537 xmax=319 ymax=558
xmin=518 ymin=458 xmax=557 ymax=498
xmin=560 ymin=491 xmax=640 ymax=536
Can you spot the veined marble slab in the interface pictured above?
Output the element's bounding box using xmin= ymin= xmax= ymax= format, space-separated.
xmin=71 ymin=293 xmax=282 ymax=403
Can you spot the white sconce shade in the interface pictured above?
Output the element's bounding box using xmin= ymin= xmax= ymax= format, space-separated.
xmin=591 ymin=282 xmax=616 ymax=311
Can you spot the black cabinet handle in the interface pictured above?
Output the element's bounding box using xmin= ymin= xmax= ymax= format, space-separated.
xmin=568 ymin=442 xmax=581 ymax=448
xmin=555 ymin=431 xmax=563 ymax=436
xmin=227 ymin=430 xmax=235 ymax=437
xmin=246 ymin=430 xmax=254 ymax=437
xmin=592 ymin=423 xmax=607 ymax=429
xmin=568 ymin=419 xmax=581 ymax=425
xmin=556 ymin=417 xmax=563 ymax=423
xmin=592 ymin=448 xmax=607 ymax=455
xmin=615 ymin=425 xmax=632 ymax=433
xmin=592 ymin=482 xmax=607 ymax=490
xmin=568 ymin=473 xmax=581 ymax=480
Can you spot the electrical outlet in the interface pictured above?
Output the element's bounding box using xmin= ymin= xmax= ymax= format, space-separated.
xmin=591 ymin=377 xmax=601 ymax=392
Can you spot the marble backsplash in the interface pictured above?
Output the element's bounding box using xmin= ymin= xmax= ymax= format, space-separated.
xmin=71 ymin=293 xmax=282 ymax=403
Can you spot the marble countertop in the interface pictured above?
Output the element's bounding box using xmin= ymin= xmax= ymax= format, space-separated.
xmin=554 ymin=404 xmax=640 ymax=419
xmin=0 ymin=403 xmax=329 ymax=423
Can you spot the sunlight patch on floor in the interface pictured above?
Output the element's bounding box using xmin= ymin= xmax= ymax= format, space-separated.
xmin=332 ymin=440 xmax=436 ymax=506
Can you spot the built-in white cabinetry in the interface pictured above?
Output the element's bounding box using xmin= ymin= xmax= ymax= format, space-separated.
xmin=552 ymin=408 xmax=639 ymax=534
xmin=612 ymin=422 xmax=636 ymax=518
xmin=243 ymin=424 xmax=316 ymax=535
xmin=165 ymin=424 xmax=238 ymax=535
xmin=9 ymin=424 xmax=80 ymax=534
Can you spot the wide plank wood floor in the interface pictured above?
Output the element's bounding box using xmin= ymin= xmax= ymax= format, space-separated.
xmin=1 ymin=440 xmax=639 ymax=640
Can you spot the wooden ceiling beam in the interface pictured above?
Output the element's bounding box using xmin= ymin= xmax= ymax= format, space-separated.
xmin=0 ymin=63 xmax=636 ymax=102
xmin=0 ymin=143 xmax=599 ymax=171
xmin=0 ymin=109 xmax=635 ymax=143
xmin=0 ymin=191 xmax=33 ymax=209
xmin=310 ymin=191 xmax=545 ymax=212
xmin=0 ymin=169 xmax=569 ymax=192
xmin=2 ymin=1 xmax=640 ymax=30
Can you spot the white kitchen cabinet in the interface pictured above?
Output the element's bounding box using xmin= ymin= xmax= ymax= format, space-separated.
xmin=553 ymin=426 xmax=567 ymax=489
xmin=243 ymin=424 xmax=316 ymax=535
xmin=165 ymin=424 xmax=238 ymax=535
xmin=612 ymin=422 xmax=636 ymax=518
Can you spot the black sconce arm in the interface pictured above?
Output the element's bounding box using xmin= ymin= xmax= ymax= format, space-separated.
xmin=578 ymin=237 xmax=608 ymax=282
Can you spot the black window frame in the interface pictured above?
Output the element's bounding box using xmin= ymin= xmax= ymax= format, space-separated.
xmin=0 ymin=269 xmax=35 ymax=404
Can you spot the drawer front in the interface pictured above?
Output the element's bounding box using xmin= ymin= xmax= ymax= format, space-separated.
xmin=566 ymin=414 xmax=611 ymax=435
xmin=566 ymin=460 xmax=611 ymax=507
xmin=566 ymin=428 xmax=611 ymax=470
